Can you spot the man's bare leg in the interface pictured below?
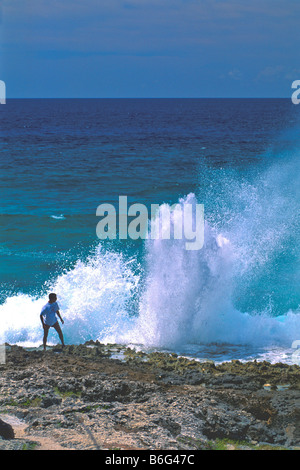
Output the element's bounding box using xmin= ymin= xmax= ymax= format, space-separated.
xmin=43 ymin=324 xmax=50 ymax=351
xmin=53 ymin=321 xmax=65 ymax=348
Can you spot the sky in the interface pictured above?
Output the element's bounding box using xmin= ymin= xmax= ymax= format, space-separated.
xmin=1 ymin=0 xmax=300 ymax=98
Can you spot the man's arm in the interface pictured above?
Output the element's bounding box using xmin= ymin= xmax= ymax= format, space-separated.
xmin=40 ymin=314 xmax=45 ymax=327
xmin=56 ymin=310 xmax=64 ymax=324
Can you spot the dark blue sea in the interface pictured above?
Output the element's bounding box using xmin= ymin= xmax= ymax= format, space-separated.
xmin=0 ymin=98 xmax=299 ymax=363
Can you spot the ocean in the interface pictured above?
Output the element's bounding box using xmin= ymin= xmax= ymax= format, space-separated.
xmin=0 ymin=98 xmax=299 ymax=364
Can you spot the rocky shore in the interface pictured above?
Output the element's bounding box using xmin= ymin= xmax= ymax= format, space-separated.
xmin=0 ymin=342 xmax=299 ymax=450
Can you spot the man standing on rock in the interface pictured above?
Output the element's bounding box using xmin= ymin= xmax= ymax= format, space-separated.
xmin=40 ymin=293 xmax=65 ymax=351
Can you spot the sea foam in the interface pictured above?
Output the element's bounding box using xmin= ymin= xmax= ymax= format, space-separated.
xmin=1 ymin=193 xmax=299 ymax=364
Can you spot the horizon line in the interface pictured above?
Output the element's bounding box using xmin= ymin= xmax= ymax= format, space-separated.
xmin=3 ymin=96 xmax=291 ymax=100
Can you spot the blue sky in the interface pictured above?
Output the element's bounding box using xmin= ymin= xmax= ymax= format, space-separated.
xmin=1 ymin=0 xmax=300 ymax=97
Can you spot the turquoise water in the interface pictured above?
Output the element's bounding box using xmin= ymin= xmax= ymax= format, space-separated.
xmin=0 ymin=99 xmax=299 ymax=363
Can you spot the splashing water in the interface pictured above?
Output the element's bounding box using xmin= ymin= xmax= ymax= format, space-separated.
xmin=1 ymin=247 xmax=140 ymax=347
xmin=0 ymin=154 xmax=299 ymax=363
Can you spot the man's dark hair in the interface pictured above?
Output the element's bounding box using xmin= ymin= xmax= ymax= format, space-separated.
xmin=49 ymin=293 xmax=57 ymax=301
